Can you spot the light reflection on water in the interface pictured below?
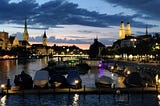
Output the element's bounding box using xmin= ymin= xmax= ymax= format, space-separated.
xmin=0 ymin=58 xmax=159 ymax=105
xmin=0 ymin=94 xmax=158 ymax=106
xmin=0 ymin=95 xmax=7 ymax=106
xmin=0 ymin=58 xmax=49 ymax=84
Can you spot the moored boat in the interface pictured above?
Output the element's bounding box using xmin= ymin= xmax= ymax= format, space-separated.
xmin=14 ymin=71 xmax=33 ymax=89
xmin=33 ymin=70 xmax=49 ymax=88
xmin=75 ymin=63 xmax=91 ymax=74
xmin=66 ymin=70 xmax=82 ymax=89
xmin=95 ymin=75 xmax=114 ymax=88
xmin=124 ymin=72 xmax=145 ymax=87
xmin=49 ymin=74 xmax=67 ymax=88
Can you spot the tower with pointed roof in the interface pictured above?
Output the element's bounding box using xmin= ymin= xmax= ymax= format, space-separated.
xmin=146 ymin=25 xmax=148 ymax=35
xmin=119 ymin=21 xmax=125 ymax=39
xmin=23 ymin=18 xmax=29 ymax=41
xmin=119 ymin=21 xmax=132 ymax=39
xmin=42 ymin=31 xmax=47 ymax=46
xmin=125 ymin=22 xmax=132 ymax=36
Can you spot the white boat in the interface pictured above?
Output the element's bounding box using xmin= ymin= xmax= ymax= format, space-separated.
xmin=95 ymin=75 xmax=114 ymax=88
xmin=66 ymin=70 xmax=82 ymax=89
xmin=33 ymin=70 xmax=49 ymax=88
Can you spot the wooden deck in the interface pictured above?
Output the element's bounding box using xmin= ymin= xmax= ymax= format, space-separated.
xmin=1 ymin=87 xmax=159 ymax=95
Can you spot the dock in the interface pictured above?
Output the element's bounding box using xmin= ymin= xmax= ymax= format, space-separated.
xmin=1 ymin=87 xmax=159 ymax=95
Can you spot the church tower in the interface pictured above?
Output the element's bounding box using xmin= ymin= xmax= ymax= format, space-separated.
xmin=23 ymin=18 xmax=29 ymax=41
xmin=125 ymin=22 xmax=132 ymax=36
xmin=42 ymin=31 xmax=47 ymax=46
xmin=146 ymin=25 xmax=148 ymax=35
xmin=119 ymin=21 xmax=125 ymax=39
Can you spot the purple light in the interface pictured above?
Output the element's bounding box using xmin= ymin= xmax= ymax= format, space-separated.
xmin=99 ymin=68 xmax=104 ymax=77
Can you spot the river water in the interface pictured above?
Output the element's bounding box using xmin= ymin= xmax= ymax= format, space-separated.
xmin=0 ymin=58 xmax=159 ymax=106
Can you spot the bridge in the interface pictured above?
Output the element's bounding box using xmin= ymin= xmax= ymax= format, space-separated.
xmin=52 ymin=54 xmax=89 ymax=58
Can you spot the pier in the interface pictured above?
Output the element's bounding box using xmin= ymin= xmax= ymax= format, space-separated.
xmin=1 ymin=87 xmax=159 ymax=95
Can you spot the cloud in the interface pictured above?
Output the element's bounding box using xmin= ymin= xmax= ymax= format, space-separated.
xmin=0 ymin=0 xmax=38 ymax=23
xmin=78 ymin=30 xmax=97 ymax=34
xmin=65 ymin=35 xmax=87 ymax=39
xmin=0 ymin=0 xmax=156 ymax=29
xmin=102 ymin=0 xmax=160 ymax=21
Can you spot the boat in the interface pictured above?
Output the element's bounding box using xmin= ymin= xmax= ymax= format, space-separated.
xmin=45 ymin=60 xmax=68 ymax=75
xmin=49 ymin=74 xmax=67 ymax=88
xmin=66 ymin=70 xmax=82 ymax=89
xmin=95 ymin=75 xmax=114 ymax=88
xmin=14 ymin=71 xmax=33 ymax=89
xmin=75 ymin=63 xmax=91 ymax=74
xmin=124 ymin=72 xmax=145 ymax=87
xmin=33 ymin=70 xmax=49 ymax=88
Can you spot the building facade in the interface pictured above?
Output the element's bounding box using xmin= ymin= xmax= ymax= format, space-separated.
xmin=0 ymin=32 xmax=9 ymax=50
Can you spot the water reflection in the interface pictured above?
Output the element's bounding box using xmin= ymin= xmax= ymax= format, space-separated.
xmin=0 ymin=58 xmax=48 ymax=84
xmin=72 ymin=94 xmax=79 ymax=106
xmin=0 ymin=95 xmax=7 ymax=106
xmin=158 ymin=94 xmax=160 ymax=105
xmin=0 ymin=58 xmax=125 ymax=88
xmin=0 ymin=60 xmax=17 ymax=81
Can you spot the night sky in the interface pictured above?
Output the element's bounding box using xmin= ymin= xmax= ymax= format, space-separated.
xmin=0 ymin=0 xmax=160 ymax=47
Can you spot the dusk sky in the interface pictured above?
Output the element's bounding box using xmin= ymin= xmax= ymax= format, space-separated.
xmin=0 ymin=0 xmax=160 ymax=49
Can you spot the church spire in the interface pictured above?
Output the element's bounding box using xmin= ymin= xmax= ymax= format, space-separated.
xmin=23 ymin=18 xmax=29 ymax=41
xmin=119 ymin=21 xmax=125 ymax=39
xmin=125 ymin=22 xmax=132 ymax=36
xmin=42 ymin=31 xmax=47 ymax=46
xmin=146 ymin=25 xmax=148 ymax=35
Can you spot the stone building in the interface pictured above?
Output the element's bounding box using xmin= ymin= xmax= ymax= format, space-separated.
xmin=0 ymin=31 xmax=9 ymax=50
xmin=119 ymin=21 xmax=132 ymax=39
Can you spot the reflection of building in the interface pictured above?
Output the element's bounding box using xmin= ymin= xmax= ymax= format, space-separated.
xmin=119 ymin=21 xmax=132 ymax=39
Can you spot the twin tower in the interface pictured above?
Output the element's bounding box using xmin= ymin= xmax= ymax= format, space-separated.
xmin=119 ymin=21 xmax=132 ymax=39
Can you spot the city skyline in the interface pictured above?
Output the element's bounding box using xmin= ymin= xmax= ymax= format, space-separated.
xmin=0 ymin=0 xmax=160 ymax=49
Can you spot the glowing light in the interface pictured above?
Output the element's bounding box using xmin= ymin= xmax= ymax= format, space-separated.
xmin=74 ymin=80 xmax=79 ymax=84
xmin=129 ymin=55 xmax=133 ymax=59
xmin=116 ymin=89 xmax=121 ymax=95
xmin=145 ymin=83 xmax=148 ymax=87
xmin=155 ymin=74 xmax=158 ymax=83
xmin=158 ymin=94 xmax=160 ymax=105
xmin=110 ymin=66 xmax=114 ymax=70
xmin=111 ymin=73 xmax=114 ymax=77
xmin=111 ymin=83 xmax=115 ymax=88
xmin=127 ymin=70 xmax=131 ymax=75
xmin=158 ymin=79 xmax=160 ymax=84
xmin=1 ymin=84 xmax=5 ymax=89
xmin=99 ymin=60 xmax=103 ymax=67
xmin=99 ymin=68 xmax=104 ymax=77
